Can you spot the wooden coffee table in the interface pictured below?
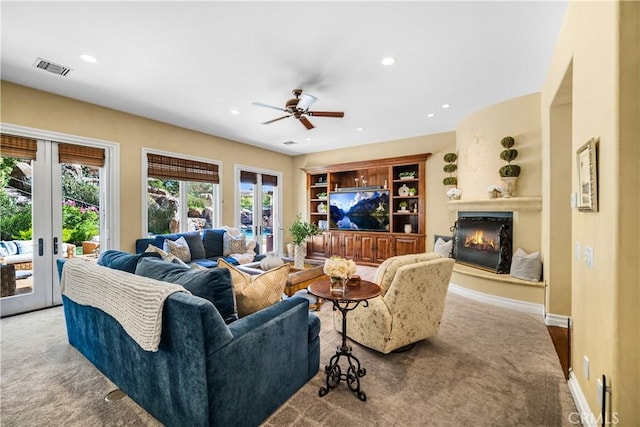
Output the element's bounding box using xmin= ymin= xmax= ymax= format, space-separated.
xmin=308 ymin=279 xmax=381 ymax=401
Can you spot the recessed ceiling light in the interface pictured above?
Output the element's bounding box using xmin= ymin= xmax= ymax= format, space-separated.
xmin=80 ymin=54 xmax=97 ymax=63
xmin=427 ymin=113 xmax=435 ymax=118
xmin=441 ymin=103 xmax=451 ymax=109
xmin=230 ymin=109 xmax=240 ymax=115
xmin=381 ymin=57 xmax=396 ymax=66
xmin=356 ymin=127 xmax=364 ymax=131
xmin=306 ymin=137 xmax=312 ymax=141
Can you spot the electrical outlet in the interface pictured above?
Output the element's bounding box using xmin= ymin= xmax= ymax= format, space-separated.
xmin=584 ymin=246 xmax=594 ymax=268
xmin=574 ymin=241 xmax=581 ymax=260
xmin=583 ymin=356 xmax=590 ymax=379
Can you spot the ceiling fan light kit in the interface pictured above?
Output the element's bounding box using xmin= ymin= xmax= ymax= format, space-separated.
xmin=253 ymin=88 xmax=344 ymax=130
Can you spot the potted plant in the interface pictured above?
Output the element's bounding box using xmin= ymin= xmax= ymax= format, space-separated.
xmin=399 ymin=201 xmax=409 ymax=211
xmin=288 ymin=214 xmax=322 ymax=269
xmin=442 ymin=152 xmax=458 ymax=187
xmin=399 ymin=171 xmax=416 ymax=180
xmin=498 ymin=136 xmax=521 ymax=197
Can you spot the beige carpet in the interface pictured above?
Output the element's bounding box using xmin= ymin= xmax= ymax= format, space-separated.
xmin=1 ymin=266 xmax=577 ymax=426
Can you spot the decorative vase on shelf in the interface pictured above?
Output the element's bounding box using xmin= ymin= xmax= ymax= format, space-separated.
xmin=404 ymin=224 xmax=412 ymax=234
xmin=398 ymin=184 xmax=410 ymax=196
xmin=329 ymin=276 xmax=346 ymax=296
xmin=317 ymin=202 xmax=327 ymax=213
xmin=500 ymin=177 xmax=518 ymax=198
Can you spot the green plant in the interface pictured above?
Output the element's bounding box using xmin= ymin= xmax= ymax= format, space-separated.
xmin=499 ymin=136 xmax=521 ymax=177
xmin=288 ymin=213 xmax=321 ymax=246
xmin=399 ymin=171 xmax=416 ymax=178
xmin=442 ymin=152 xmax=458 ymax=186
xmin=399 ymin=201 xmax=408 ymax=208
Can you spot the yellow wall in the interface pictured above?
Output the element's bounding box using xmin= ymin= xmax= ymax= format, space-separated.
xmin=542 ymin=0 xmax=639 ymax=422
xmin=457 ymin=93 xmax=542 ymax=199
xmin=0 ymin=82 xmax=295 ymax=253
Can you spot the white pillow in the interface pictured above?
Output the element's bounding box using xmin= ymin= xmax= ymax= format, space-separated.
xmin=434 ymin=237 xmax=453 ymax=258
xmin=163 ymin=236 xmax=191 ymax=263
xmin=510 ymin=248 xmax=542 ymax=282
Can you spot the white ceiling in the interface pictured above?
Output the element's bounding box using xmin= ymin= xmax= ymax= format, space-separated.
xmin=1 ymin=1 xmax=567 ymax=156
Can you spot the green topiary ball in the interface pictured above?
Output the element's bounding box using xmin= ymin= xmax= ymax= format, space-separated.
xmin=500 ymin=149 xmax=518 ymax=163
xmin=501 ymin=136 xmax=515 ymax=149
xmin=443 ymin=152 xmax=457 ymax=163
xmin=499 ymin=165 xmax=521 ymax=177
xmin=443 ymin=164 xmax=458 ymax=173
xmin=443 ymin=177 xmax=458 ymax=186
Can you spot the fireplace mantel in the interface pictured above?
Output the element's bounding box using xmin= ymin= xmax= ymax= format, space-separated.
xmin=446 ymin=196 xmax=542 ymax=212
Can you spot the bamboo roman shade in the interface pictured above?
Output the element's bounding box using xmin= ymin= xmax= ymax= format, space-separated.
xmin=240 ymin=171 xmax=277 ymax=186
xmin=0 ymin=134 xmax=38 ymax=160
xmin=58 ymin=143 xmax=105 ymax=167
xmin=147 ymin=153 xmax=219 ymax=183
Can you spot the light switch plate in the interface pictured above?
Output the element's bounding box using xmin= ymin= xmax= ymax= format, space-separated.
xmin=575 ymin=241 xmax=581 ymax=260
xmin=584 ymin=246 xmax=594 ymax=268
xmin=583 ymin=356 xmax=590 ymax=379
xmin=571 ymin=192 xmax=578 ymax=208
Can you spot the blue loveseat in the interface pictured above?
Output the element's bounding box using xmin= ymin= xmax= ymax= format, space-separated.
xmin=135 ymin=229 xmax=264 ymax=268
xmin=57 ymin=252 xmax=320 ymax=427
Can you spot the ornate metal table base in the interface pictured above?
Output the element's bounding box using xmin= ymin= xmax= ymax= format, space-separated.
xmin=318 ymin=299 xmax=369 ymax=401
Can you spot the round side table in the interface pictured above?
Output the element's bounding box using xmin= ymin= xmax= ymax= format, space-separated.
xmin=308 ymin=279 xmax=381 ymax=402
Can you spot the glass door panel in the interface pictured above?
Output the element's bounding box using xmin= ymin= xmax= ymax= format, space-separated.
xmin=1 ymin=141 xmax=105 ymax=316
xmin=237 ymin=169 xmax=280 ymax=255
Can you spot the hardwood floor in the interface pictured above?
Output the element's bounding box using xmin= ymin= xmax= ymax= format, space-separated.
xmin=547 ymin=325 xmax=570 ymax=380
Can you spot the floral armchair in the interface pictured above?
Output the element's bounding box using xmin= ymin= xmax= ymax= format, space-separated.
xmin=333 ymin=253 xmax=455 ymax=354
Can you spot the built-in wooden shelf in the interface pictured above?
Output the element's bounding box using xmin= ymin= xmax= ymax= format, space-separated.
xmin=452 ymin=262 xmax=544 ymax=288
xmin=447 ymin=196 xmax=542 ymax=212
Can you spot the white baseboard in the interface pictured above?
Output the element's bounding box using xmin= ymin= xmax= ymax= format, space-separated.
xmin=568 ymin=371 xmax=596 ymax=427
xmin=544 ymin=312 xmax=571 ymax=328
xmin=448 ymin=283 xmax=544 ymax=316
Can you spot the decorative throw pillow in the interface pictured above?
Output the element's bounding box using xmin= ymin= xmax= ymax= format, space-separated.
xmin=135 ymin=257 xmax=238 ymax=323
xmin=97 ymin=250 xmax=162 ymax=274
xmin=218 ymin=258 xmax=290 ymax=317
xmin=163 ymin=236 xmax=191 ymax=263
xmin=223 ymin=233 xmax=246 ymax=257
xmin=145 ymin=243 xmax=190 ymax=267
xmin=434 ymin=237 xmax=453 ymax=258
xmin=510 ymin=248 xmax=542 ymax=282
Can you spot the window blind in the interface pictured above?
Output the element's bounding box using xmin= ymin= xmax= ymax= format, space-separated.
xmin=0 ymin=134 xmax=38 ymax=160
xmin=147 ymin=153 xmax=219 ymax=183
xmin=240 ymin=171 xmax=277 ymax=186
xmin=58 ymin=143 xmax=105 ymax=167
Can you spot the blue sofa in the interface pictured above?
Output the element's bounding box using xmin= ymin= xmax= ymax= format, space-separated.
xmin=57 ymin=253 xmax=320 ymax=427
xmin=135 ymin=229 xmax=264 ymax=268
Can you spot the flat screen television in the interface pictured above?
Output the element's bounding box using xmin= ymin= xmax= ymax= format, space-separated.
xmin=328 ymin=190 xmax=390 ymax=231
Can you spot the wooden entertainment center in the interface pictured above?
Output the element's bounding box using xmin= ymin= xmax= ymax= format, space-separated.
xmin=303 ymin=153 xmax=430 ymax=265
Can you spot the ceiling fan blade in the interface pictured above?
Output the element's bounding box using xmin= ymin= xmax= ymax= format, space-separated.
xmin=307 ymin=111 xmax=344 ymax=118
xmin=299 ymin=116 xmax=315 ymax=130
xmin=252 ymin=102 xmax=287 ymax=112
xmin=296 ymin=94 xmax=318 ymax=111
xmin=262 ymin=115 xmax=291 ymax=125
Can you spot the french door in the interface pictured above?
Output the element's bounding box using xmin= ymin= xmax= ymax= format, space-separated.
xmin=236 ymin=166 xmax=282 ymax=255
xmin=1 ymin=127 xmax=117 ymax=317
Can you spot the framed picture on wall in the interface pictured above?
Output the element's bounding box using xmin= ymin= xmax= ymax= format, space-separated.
xmin=576 ymin=137 xmax=598 ymax=212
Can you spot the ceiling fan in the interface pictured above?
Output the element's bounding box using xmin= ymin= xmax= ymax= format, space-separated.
xmin=252 ymin=89 xmax=344 ymax=130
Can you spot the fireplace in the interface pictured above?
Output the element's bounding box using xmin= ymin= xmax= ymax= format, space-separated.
xmin=453 ymin=212 xmax=513 ymax=273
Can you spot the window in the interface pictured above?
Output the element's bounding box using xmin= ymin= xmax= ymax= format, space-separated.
xmin=144 ymin=151 xmax=220 ymax=235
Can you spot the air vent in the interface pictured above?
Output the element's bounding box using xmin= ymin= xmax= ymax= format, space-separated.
xmin=282 ymin=141 xmax=298 ymax=145
xmin=33 ymin=57 xmax=72 ymax=76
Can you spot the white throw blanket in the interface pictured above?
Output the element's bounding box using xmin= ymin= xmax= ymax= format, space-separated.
xmin=60 ymin=258 xmax=188 ymax=352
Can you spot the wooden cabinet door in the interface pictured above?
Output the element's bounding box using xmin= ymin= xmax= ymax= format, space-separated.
xmin=359 ymin=234 xmax=376 ymax=264
xmin=307 ymin=234 xmax=328 ymax=259
xmin=342 ymin=233 xmax=359 ymax=260
xmin=328 ymin=232 xmax=343 ymax=257
xmin=373 ymin=235 xmax=393 ymax=263
xmin=394 ymin=235 xmax=425 ymax=256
